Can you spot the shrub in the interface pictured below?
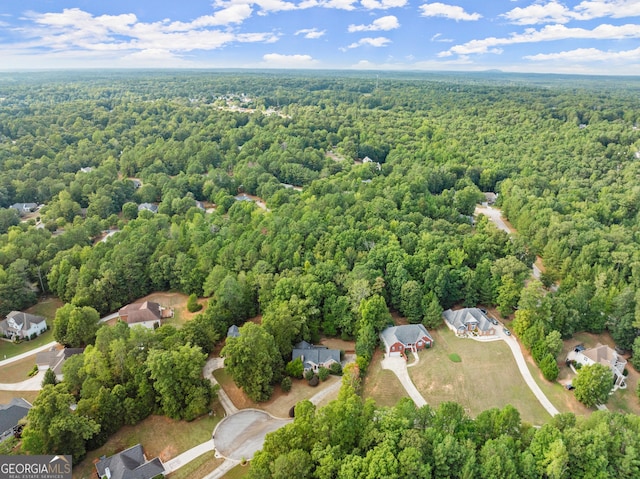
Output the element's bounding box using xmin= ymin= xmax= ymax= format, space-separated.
xmin=281 ymin=377 xmax=292 ymax=392
xmin=304 ymin=369 xmax=315 ymax=381
xmin=28 ymin=365 xmax=39 ymax=377
xmin=318 ymin=367 xmax=330 ymax=381
xmin=308 ymin=375 xmax=319 ymax=387
xmin=286 ymin=358 xmax=304 ymax=379
xmin=540 ymin=353 xmax=559 ymax=381
xmin=187 ymin=293 xmax=202 ymax=313
xmin=448 ymin=353 xmax=461 ymax=363
xmin=329 ymin=362 xmax=343 ymax=376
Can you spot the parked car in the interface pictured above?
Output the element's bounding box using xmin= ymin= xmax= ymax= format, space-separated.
xmin=489 ymin=317 xmax=499 ymax=325
xmin=503 ymin=327 xmax=511 ymax=336
xmin=565 ymin=383 xmax=575 ymax=390
xmin=574 ymin=344 xmax=585 ymax=353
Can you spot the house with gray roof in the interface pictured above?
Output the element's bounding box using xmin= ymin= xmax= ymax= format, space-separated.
xmin=0 ymin=311 xmax=47 ymax=340
xmin=9 ymin=203 xmax=38 ymax=216
xmin=571 ymin=343 xmax=627 ymax=390
xmin=95 ymin=444 xmax=164 ymax=479
xmin=443 ymin=308 xmax=496 ymax=337
xmin=138 ymin=203 xmax=158 ymax=214
xmin=0 ymin=398 xmax=32 ymax=443
xmin=380 ymin=324 xmax=434 ymax=358
xmin=227 ymin=324 xmax=240 ymax=338
xmin=292 ymin=341 xmax=340 ymax=373
xmin=36 ymin=347 xmax=85 ymax=381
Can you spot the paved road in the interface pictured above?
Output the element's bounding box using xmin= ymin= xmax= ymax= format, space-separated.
xmin=213 ymin=410 xmax=291 ymax=461
xmin=381 ymin=354 xmax=427 ymax=408
xmin=475 ymin=205 xmax=512 ymax=234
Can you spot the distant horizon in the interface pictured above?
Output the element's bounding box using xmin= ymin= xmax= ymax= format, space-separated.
xmin=1 ymin=1 xmax=639 ymax=75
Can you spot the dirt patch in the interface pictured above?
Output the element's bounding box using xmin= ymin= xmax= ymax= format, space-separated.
xmin=390 ymin=311 xmax=409 ymax=326
xmin=319 ymin=337 xmax=355 ymax=354
xmin=159 ymin=444 xmax=178 ymax=462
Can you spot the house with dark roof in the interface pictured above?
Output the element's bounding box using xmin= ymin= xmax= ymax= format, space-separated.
xmin=0 ymin=311 xmax=47 ymax=340
xmin=380 ymin=324 xmax=434 ymax=359
xmin=95 ymin=444 xmax=165 ymax=479
xmin=291 ymin=341 xmax=340 ymax=373
xmin=443 ymin=308 xmax=496 ymax=337
xmin=9 ymin=203 xmax=38 ymax=216
xmin=36 ymin=347 xmax=85 ymax=381
xmin=119 ymin=301 xmax=171 ymax=329
xmin=0 ymin=398 xmax=32 ymax=443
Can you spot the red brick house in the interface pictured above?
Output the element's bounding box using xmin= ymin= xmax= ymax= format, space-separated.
xmin=380 ymin=324 xmax=434 ymax=359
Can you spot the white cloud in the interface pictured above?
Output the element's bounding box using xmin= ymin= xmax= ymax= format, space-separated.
xmin=431 ymin=32 xmax=453 ymax=42
xmin=262 ymin=53 xmax=319 ymax=67
xmin=17 ymin=7 xmax=278 ymax=57
xmin=524 ymin=46 xmax=640 ymax=62
xmin=345 ymin=36 xmax=391 ymax=49
xmin=295 ymin=28 xmax=326 ymax=38
xmin=440 ymin=23 xmax=640 ymax=57
xmin=503 ymin=0 xmax=640 ymax=25
xmin=419 ymin=2 xmax=482 ymax=21
xmin=360 ymin=0 xmax=407 ymax=9
xmin=348 ymin=15 xmax=399 ymax=32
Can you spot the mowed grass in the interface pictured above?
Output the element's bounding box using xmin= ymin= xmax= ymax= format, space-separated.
xmin=0 ymin=298 xmax=62 ymax=360
xmin=223 ymin=464 xmax=250 ymax=479
xmin=0 ymin=355 xmax=40 ymax=383
xmin=72 ymin=411 xmax=222 ymax=479
xmin=213 ymin=368 xmax=341 ymax=418
xmin=0 ymin=390 xmax=39 ymax=405
xmin=362 ymin=349 xmax=409 ymax=408
xmin=409 ymin=327 xmax=551 ymax=425
xmin=166 ymin=451 xmax=223 ymax=479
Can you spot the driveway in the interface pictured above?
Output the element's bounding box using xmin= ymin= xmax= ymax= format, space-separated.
xmin=0 ymin=370 xmax=45 ymax=391
xmin=204 ymin=357 xmax=238 ymax=415
xmin=475 ymin=205 xmax=513 ymax=234
xmin=213 ymin=410 xmax=291 ymax=461
xmin=381 ymin=355 xmax=427 ymax=408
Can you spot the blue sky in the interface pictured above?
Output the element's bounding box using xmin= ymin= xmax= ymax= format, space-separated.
xmin=0 ymin=1 xmax=639 ymax=74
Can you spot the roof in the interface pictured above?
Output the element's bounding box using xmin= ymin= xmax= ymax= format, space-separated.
xmin=36 ymin=347 xmax=85 ymax=375
xmin=0 ymin=398 xmax=32 ymax=434
xmin=291 ymin=342 xmax=340 ymax=369
xmin=1 ymin=311 xmax=46 ymax=333
xmin=119 ymin=302 xmax=162 ymax=324
xmin=380 ymin=324 xmax=433 ymax=350
xmin=227 ymin=325 xmax=240 ymax=338
xmin=95 ymin=444 xmax=165 ymax=479
xmin=138 ymin=203 xmax=158 ymax=213
xmin=581 ymin=344 xmax=625 ymax=370
xmin=9 ymin=203 xmax=37 ymax=212
xmin=443 ymin=308 xmax=494 ymax=332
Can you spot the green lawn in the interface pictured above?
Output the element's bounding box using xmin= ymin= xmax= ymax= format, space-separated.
xmin=362 ymin=349 xmax=409 ymax=408
xmin=72 ymin=410 xmax=222 ymax=479
xmin=167 ymin=451 xmax=223 ymax=479
xmin=409 ymin=327 xmax=551 ymax=425
xmin=223 ymin=464 xmax=250 ymax=479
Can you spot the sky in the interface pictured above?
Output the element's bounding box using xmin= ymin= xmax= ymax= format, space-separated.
xmin=0 ymin=1 xmax=639 ymax=74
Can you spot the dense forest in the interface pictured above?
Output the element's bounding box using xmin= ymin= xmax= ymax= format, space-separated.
xmin=1 ymin=71 xmax=640 ymax=471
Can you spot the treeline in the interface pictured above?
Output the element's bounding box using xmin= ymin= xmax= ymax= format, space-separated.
xmin=21 ymin=320 xmax=215 ymax=462
xmin=249 ymin=367 xmax=640 ymax=479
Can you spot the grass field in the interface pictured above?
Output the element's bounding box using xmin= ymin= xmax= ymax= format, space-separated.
xmin=223 ymin=464 xmax=250 ymax=479
xmin=166 ymin=451 xmax=223 ymax=479
xmin=362 ymin=349 xmax=408 ymax=408
xmin=0 ymin=298 xmax=62 ymax=360
xmin=408 ymin=327 xmax=551 ymax=425
xmin=213 ymin=368 xmax=341 ymax=418
xmin=0 ymin=355 xmax=39 ymax=383
xmin=72 ymin=410 xmax=222 ymax=479
xmin=0 ymin=390 xmax=39 ymax=405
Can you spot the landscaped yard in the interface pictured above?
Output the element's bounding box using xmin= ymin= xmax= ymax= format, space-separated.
xmin=134 ymin=292 xmax=207 ymax=328
xmin=72 ymin=410 xmax=222 ymax=479
xmin=408 ymin=327 xmax=551 ymax=425
xmin=0 ymin=355 xmax=40 ymax=383
xmin=213 ymin=368 xmax=342 ymax=418
xmin=362 ymin=349 xmax=408 ymax=408
xmin=166 ymin=451 xmax=223 ymax=479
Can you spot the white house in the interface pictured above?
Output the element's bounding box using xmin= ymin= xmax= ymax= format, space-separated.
xmin=572 ymin=344 xmax=627 ymax=390
xmin=0 ymin=311 xmax=47 ymax=340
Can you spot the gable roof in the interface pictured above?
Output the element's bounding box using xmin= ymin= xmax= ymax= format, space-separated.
xmin=138 ymin=203 xmax=158 ymax=213
xmin=95 ymin=444 xmax=164 ymax=479
xmin=227 ymin=325 xmax=240 ymax=338
xmin=443 ymin=308 xmax=493 ymax=332
xmin=36 ymin=347 xmax=85 ymax=375
xmin=581 ymin=344 xmax=626 ymax=371
xmin=291 ymin=342 xmax=340 ymax=369
xmin=380 ymin=324 xmax=433 ymax=350
xmin=119 ymin=302 xmax=162 ymax=324
xmin=0 ymin=398 xmax=32 ymax=434
xmin=1 ymin=311 xmax=46 ymax=333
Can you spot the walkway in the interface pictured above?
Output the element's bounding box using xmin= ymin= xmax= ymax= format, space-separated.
xmin=203 ymin=357 xmax=238 ymax=415
xmin=163 ymin=439 xmax=215 ymax=474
